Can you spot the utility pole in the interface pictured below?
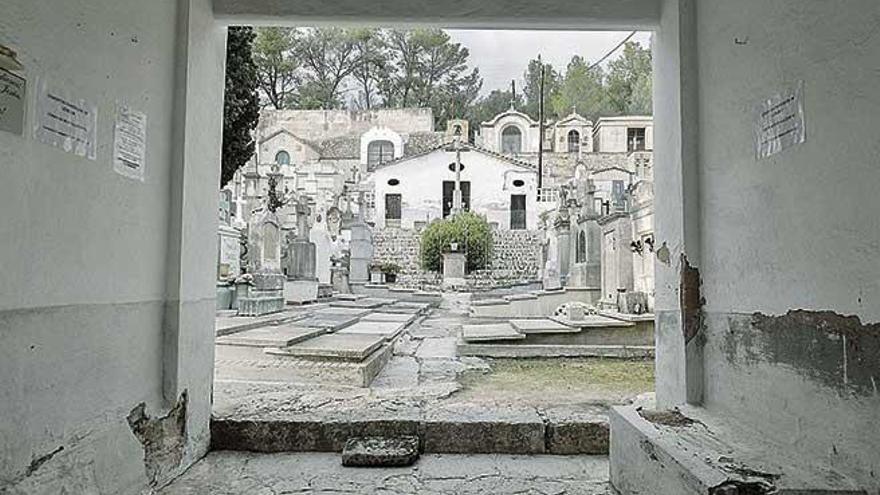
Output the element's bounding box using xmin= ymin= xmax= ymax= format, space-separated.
xmin=537 ymin=64 xmax=545 ymax=191
xmin=511 ymin=80 xmax=517 ymax=107
xmin=452 ymin=127 xmax=463 ymax=215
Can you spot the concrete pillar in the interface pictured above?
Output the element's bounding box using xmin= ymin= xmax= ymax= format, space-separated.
xmin=652 ymin=0 xmax=703 ymax=408
xmin=162 ymin=0 xmax=227 ymax=471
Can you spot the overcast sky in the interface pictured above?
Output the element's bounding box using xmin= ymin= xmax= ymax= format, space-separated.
xmin=445 ymin=30 xmax=652 ymax=96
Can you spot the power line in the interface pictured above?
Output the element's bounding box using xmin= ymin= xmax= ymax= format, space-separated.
xmin=587 ymin=31 xmax=637 ymax=72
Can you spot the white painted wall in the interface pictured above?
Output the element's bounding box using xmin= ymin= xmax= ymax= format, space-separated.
xmin=691 ymin=0 xmax=880 ymax=485
xmin=593 ymin=117 xmax=654 ymax=152
xmin=0 ymin=0 xmax=224 ymax=492
xmin=369 ymin=148 xmax=540 ymax=230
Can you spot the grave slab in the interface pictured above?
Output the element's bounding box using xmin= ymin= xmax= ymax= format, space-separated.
xmin=337 ymin=321 xmax=406 ymax=341
xmin=361 ymin=312 xmax=417 ymax=324
xmin=510 ymin=319 xmax=579 ymax=334
xmin=330 ymin=298 xmax=391 ymax=309
xmin=216 ymin=325 xmax=327 ymax=347
xmin=272 ymin=334 xmax=385 ymax=361
xmin=313 ymin=307 xmax=371 ymax=318
xmin=552 ymin=315 xmax=635 ymax=328
xmin=461 ymin=324 xmax=525 ymax=343
xmin=294 ymin=314 xmax=360 ymax=331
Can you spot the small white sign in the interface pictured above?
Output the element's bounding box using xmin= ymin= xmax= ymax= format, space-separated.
xmin=112 ymin=105 xmax=147 ymax=181
xmin=755 ymin=81 xmax=806 ymax=159
xmin=0 ymin=69 xmax=26 ymax=135
xmin=35 ymin=80 xmax=98 ymax=160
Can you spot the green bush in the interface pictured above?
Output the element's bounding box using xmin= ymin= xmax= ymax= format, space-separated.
xmin=420 ymin=211 xmax=493 ymax=272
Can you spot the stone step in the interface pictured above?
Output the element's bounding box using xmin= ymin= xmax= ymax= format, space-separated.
xmin=610 ymin=405 xmax=864 ymax=495
xmin=215 ymin=324 xmax=326 ymax=347
xmin=270 ymin=333 xmax=385 ymax=361
xmin=461 ymin=323 xmax=525 ymax=343
xmin=211 ymin=405 xmax=608 ymax=455
xmin=341 ymin=436 xmax=420 ymax=467
xmin=510 ymin=318 xmax=580 ymax=334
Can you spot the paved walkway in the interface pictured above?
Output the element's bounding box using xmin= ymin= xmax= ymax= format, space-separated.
xmin=159 ymin=452 xmax=614 ymax=494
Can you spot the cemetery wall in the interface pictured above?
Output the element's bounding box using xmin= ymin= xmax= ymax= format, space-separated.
xmin=371 ymin=228 xmax=542 ymax=289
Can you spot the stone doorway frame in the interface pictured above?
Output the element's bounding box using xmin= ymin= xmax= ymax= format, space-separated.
xmin=167 ymin=0 xmax=703 ymax=463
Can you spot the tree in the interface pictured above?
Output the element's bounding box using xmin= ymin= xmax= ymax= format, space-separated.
xmin=253 ymin=27 xmax=299 ymax=109
xmin=349 ymin=28 xmax=387 ymax=110
xmin=377 ymin=29 xmax=482 ymax=125
xmin=551 ymin=55 xmax=610 ymax=121
xmin=221 ymin=27 xmax=260 ymax=187
xmin=420 ymin=212 xmax=493 ymax=272
xmin=296 ymin=28 xmax=362 ymax=110
xmin=521 ymin=56 xmax=562 ymax=120
xmin=605 ymin=41 xmax=652 ymax=115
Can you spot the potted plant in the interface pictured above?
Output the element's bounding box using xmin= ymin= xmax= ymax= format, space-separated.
xmin=380 ymin=262 xmax=401 ymax=284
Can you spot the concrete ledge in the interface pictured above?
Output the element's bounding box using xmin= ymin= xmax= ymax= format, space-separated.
xmin=211 ymin=417 xmax=420 ymax=452
xmin=471 ymin=298 xmax=509 ymax=307
xmin=610 ymin=405 xmax=864 ymax=495
xmin=211 ymin=406 xmax=610 ymax=455
xmin=421 ymin=406 xmax=545 ymax=454
xmin=457 ymin=343 xmax=655 ymax=358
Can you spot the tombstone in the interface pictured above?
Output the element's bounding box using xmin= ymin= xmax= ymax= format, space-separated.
xmin=442 ymin=245 xmax=467 ymax=290
xmin=237 ymin=207 xmax=286 ymax=316
xmin=310 ymin=213 xmax=333 ymax=285
xmin=216 ymin=223 xmax=241 ymax=310
xmin=283 ymin=197 xmax=319 ymax=304
xmin=348 ymin=192 xmax=374 ymax=285
xmin=331 ymin=253 xmax=351 ymax=294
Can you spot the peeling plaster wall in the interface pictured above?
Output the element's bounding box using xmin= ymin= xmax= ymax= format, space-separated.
xmin=695 ymin=0 xmax=880 ymax=486
xmin=0 ymin=0 xmax=222 ymax=492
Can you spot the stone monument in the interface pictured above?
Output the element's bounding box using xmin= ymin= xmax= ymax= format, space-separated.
xmin=348 ymin=192 xmax=374 ymax=285
xmin=442 ymin=243 xmax=467 ymax=290
xmin=283 ymin=195 xmax=319 ymax=304
xmin=237 ymin=166 xmax=286 ymax=316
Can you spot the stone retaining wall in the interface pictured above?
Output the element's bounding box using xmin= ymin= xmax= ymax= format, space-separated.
xmin=371 ymin=228 xmax=542 ymax=289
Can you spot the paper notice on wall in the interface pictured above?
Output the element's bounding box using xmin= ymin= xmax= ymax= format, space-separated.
xmin=112 ymin=105 xmax=147 ymax=181
xmin=755 ymin=81 xmax=806 ymax=159
xmin=0 ymin=69 xmax=26 ymax=136
xmin=34 ymin=80 xmax=98 ymax=160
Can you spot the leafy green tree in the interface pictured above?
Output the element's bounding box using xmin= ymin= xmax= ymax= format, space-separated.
xmin=420 ymin=212 xmax=493 ymax=272
xmin=605 ymin=41 xmax=652 ymax=115
xmin=221 ymin=27 xmax=260 ymax=187
xmin=522 ymin=56 xmax=562 ymax=120
xmin=377 ymin=29 xmax=482 ymax=125
xmin=296 ymin=28 xmax=362 ymax=109
xmin=551 ymin=55 xmax=610 ymax=121
xmin=253 ymin=27 xmax=299 ymax=109
xmin=349 ymin=28 xmax=387 ymax=110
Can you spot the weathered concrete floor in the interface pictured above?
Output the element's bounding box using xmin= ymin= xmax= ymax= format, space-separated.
xmin=159 ymin=452 xmax=614 ymax=494
xmin=214 ymin=293 xmax=652 ymax=423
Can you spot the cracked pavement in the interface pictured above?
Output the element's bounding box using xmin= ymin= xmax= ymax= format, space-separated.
xmin=158 ymin=451 xmax=614 ymax=494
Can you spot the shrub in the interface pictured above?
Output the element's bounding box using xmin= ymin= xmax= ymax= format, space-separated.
xmin=420 ymin=212 xmax=493 ymax=272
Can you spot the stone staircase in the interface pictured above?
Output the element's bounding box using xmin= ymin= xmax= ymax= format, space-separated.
xmin=458 ymin=315 xmax=654 ymax=358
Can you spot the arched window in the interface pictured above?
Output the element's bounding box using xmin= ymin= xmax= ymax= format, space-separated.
xmin=367 ymin=140 xmax=395 ymax=169
xmin=576 ymin=230 xmax=587 ymax=263
xmin=501 ymin=126 xmax=522 ymax=154
xmin=275 ymin=150 xmax=290 ymax=166
xmin=567 ymin=130 xmax=580 ymax=153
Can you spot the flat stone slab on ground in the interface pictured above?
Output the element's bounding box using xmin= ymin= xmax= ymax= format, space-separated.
xmin=330 ymin=297 xmax=394 ymax=309
xmin=337 ymin=321 xmax=406 ymax=341
xmin=553 ymin=315 xmax=635 ymax=328
xmin=274 ymin=333 xmax=385 ymax=361
xmin=361 ymin=312 xmax=417 ymax=324
xmin=312 ymin=307 xmax=370 ymax=317
xmin=293 ymin=314 xmax=360 ymax=331
xmin=511 ymin=318 xmax=579 ymax=334
xmin=462 ymin=323 xmax=525 ymax=343
xmin=341 ymin=436 xmax=420 ymax=467
xmin=215 ymin=309 xmax=307 ymax=336
xmin=415 ymin=337 xmax=458 ymax=359
xmin=216 ymin=325 xmax=326 ymax=347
